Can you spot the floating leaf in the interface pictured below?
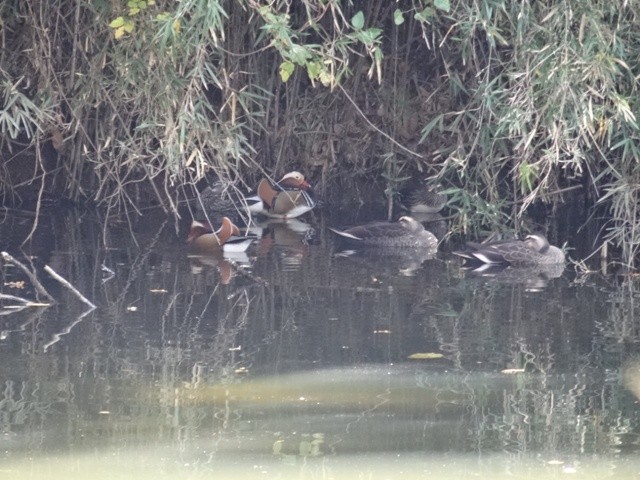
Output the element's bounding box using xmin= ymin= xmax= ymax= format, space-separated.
xmin=351 ymin=11 xmax=364 ymax=30
xmin=408 ymin=352 xmax=444 ymax=360
xmin=501 ymin=368 xmax=526 ymax=374
xmin=393 ymin=9 xmax=404 ymax=25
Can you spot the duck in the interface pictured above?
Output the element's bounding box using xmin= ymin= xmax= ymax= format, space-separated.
xmin=250 ymin=171 xmax=316 ymax=219
xmin=193 ymin=180 xmax=262 ymax=228
xmin=453 ymin=233 xmax=565 ymax=266
xmin=330 ymin=216 xmax=439 ymax=250
xmin=187 ymin=216 xmax=254 ymax=253
xmin=398 ymin=182 xmax=446 ymax=214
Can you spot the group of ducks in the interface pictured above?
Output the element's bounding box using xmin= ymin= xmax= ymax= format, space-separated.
xmin=187 ymin=171 xmax=565 ymax=268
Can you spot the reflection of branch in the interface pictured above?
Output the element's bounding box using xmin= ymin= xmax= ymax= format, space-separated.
xmin=44 ymin=265 xmax=97 ymax=309
xmin=0 ymin=293 xmax=50 ymax=308
xmin=43 ymin=307 xmax=95 ymax=351
xmin=1 ymin=251 xmax=55 ymax=302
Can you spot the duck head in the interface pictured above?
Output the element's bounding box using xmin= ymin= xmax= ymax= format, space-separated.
xmin=277 ymin=171 xmax=311 ymax=190
xmin=524 ymin=234 xmax=550 ymax=254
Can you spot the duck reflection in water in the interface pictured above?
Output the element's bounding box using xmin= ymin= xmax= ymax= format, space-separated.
xmin=252 ymin=218 xmax=315 ymax=270
xmin=187 ymin=216 xmax=256 ymax=285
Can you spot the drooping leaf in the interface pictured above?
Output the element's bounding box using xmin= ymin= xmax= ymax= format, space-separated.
xmin=279 ymin=61 xmax=295 ymax=82
xmin=415 ymin=7 xmax=434 ymax=22
xmin=351 ymin=11 xmax=364 ymax=30
xmin=306 ymin=61 xmax=322 ymax=80
xmin=393 ymin=9 xmax=404 ymax=25
xmin=434 ymin=0 xmax=450 ymax=12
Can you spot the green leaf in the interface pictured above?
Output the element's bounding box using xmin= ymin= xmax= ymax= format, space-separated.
xmin=434 ymin=0 xmax=450 ymax=12
xmin=319 ymin=69 xmax=332 ymax=87
xmin=351 ymin=11 xmax=364 ymax=30
xmin=279 ymin=61 xmax=295 ymax=82
xmin=415 ymin=7 xmax=434 ymax=22
xmin=109 ymin=16 xmax=125 ymax=28
xmin=306 ymin=61 xmax=322 ymax=80
xmin=393 ymin=9 xmax=404 ymax=26
xmin=355 ymin=28 xmax=382 ymax=46
xmin=518 ymin=161 xmax=537 ymax=193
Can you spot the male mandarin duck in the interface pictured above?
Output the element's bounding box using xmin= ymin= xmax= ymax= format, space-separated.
xmin=330 ymin=216 xmax=438 ymax=251
xmin=187 ymin=216 xmax=254 ymax=253
xmin=453 ymin=233 xmax=565 ymax=266
xmin=250 ymin=171 xmax=316 ymax=219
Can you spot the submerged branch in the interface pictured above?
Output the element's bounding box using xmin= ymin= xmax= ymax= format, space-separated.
xmin=1 ymin=251 xmax=55 ymax=302
xmin=0 ymin=292 xmax=50 ymax=305
xmin=44 ymin=265 xmax=97 ymax=309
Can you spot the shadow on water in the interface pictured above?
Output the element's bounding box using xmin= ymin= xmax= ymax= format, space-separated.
xmin=1 ymin=206 xmax=640 ymax=479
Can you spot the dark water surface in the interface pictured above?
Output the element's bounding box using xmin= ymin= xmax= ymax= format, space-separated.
xmin=1 ymin=207 xmax=640 ymax=479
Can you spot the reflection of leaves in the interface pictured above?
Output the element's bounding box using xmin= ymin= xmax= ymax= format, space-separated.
xmin=408 ymin=352 xmax=444 ymax=360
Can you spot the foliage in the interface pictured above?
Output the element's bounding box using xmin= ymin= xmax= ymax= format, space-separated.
xmin=1 ymin=0 xmax=640 ymax=266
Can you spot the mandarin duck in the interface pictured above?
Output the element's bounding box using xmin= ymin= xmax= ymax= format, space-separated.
xmin=249 ymin=171 xmax=316 ymax=219
xmin=187 ymin=216 xmax=254 ymax=253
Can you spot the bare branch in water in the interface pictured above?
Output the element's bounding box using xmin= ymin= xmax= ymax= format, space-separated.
xmin=0 ymin=293 xmax=51 ymax=307
xmin=1 ymin=251 xmax=55 ymax=302
xmin=44 ymin=265 xmax=97 ymax=309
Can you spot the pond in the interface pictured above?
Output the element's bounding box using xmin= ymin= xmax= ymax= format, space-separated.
xmin=1 ymin=206 xmax=640 ymax=480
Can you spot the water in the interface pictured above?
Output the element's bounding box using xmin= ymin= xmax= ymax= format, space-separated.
xmin=1 ymin=207 xmax=640 ymax=479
